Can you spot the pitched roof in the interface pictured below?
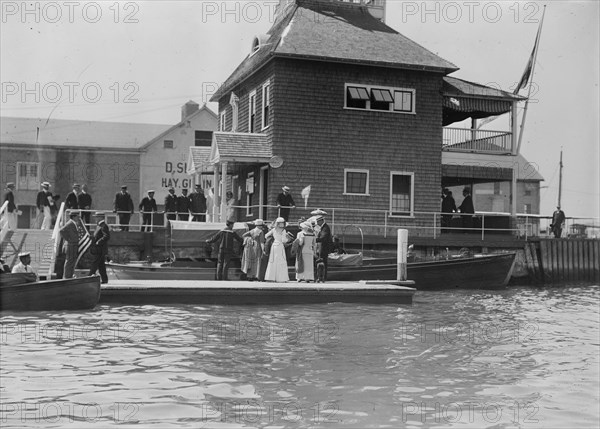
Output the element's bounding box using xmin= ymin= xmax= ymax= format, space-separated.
xmin=209 ymin=132 xmax=272 ymax=163
xmin=138 ymin=104 xmax=218 ymax=150
xmin=0 ymin=116 xmax=171 ymax=150
xmin=212 ymin=0 xmax=458 ymax=100
xmin=187 ymin=146 xmax=212 ymax=173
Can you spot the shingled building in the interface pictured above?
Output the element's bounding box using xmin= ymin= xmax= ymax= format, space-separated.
xmin=189 ymin=0 xmax=537 ymax=237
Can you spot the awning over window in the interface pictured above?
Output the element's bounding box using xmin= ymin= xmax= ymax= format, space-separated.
xmin=348 ymin=86 xmax=369 ymax=101
xmin=442 ymin=76 xmax=525 ymax=126
xmin=372 ymin=88 xmax=393 ymax=103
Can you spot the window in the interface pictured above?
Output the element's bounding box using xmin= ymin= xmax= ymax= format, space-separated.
xmin=345 ymin=83 xmax=416 ymax=114
xmin=163 ymin=140 xmax=174 ymax=149
xmin=524 ymin=203 xmax=532 ymax=214
xmin=17 ymin=162 xmax=39 ymax=190
xmin=220 ymin=111 xmax=226 ymax=131
xmin=344 ymin=169 xmax=369 ymax=195
xmin=230 ymin=93 xmax=239 ymax=132
xmin=347 ymin=86 xmax=369 ymax=109
xmin=390 ymin=172 xmax=414 ymax=216
xmin=249 ymin=90 xmax=256 ymax=133
xmin=262 ymin=81 xmax=270 ymax=129
xmin=371 ymin=88 xmax=393 ymax=111
xmin=393 ymin=90 xmax=413 ymax=112
xmin=195 ymin=131 xmax=213 ymax=147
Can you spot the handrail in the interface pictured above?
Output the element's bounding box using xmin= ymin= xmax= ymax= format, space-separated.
xmin=33 ymin=204 xmax=599 ymax=239
xmin=49 ymin=202 xmax=66 ymax=278
xmin=0 ymin=200 xmax=9 ymax=243
xmin=341 ymin=224 xmax=364 ymax=254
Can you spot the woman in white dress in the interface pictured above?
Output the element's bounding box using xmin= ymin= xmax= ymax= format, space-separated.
xmin=295 ymin=222 xmax=316 ymax=282
xmin=264 ymin=217 xmax=290 ymax=282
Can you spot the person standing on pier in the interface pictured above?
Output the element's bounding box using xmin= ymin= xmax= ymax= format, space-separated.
xmin=276 ymin=186 xmax=296 ymax=222
xmin=78 ymin=184 xmax=93 ymax=227
xmin=550 ymin=206 xmax=566 ymax=238
xmin=60 ymin=211 xmax=82 ymax=279
xmin=458 ymin=187 xmax=475 ymax=233
xmin=139 ymin=190 xmax=158 ymax=232
xmin=264 ymin=217 xmax=290 ymax=282
xmin=206 ymin=220 xmax=243 ymax=280
xmin=113 ymin=185 xmax=134 ymax=231
xmin=65 ymin=183 xmax=80 ymax=211
xmin=39 ymin=182 xmax=55 ymax=230
xmin=189 ymin=184 xmax=207 ymax=222
xmin=441 ymin=188 xmax=456 ymax=233
xmin=164 ymin=187 xmax=178 ymax=222
xmin=177 ymin=188 xmax=192 ymax=221
xmin=3 ymin=182 xmax=18 ymax=231
xmin=315 ymin=215 xmax=333 ymax=282
xmin=88 ymin=212 xmax=110 ymax=284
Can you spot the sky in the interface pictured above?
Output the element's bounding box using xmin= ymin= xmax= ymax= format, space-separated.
xmin=1 ymin=0 xmax=599 ymax=219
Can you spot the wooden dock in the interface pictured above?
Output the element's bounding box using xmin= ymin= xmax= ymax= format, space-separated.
xmin=524 ymin=238 xmax=599 ymax=284
xmin=100 ymin=280 xmax=416 ymax=305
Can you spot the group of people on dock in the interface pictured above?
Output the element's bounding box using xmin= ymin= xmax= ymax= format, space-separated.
xmin=206 ymin=205 xmax=333 ymax=283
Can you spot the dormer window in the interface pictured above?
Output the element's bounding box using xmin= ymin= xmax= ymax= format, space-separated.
xmin=251 ymin=34 xmax=269 ymax=56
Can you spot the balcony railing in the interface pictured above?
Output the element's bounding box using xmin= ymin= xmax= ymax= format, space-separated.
xmin=443 ymin=127 xmax=513 ymax=154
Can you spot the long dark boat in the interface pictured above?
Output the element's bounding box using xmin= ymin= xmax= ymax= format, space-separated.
xmin=107 ymin=252 xmax=516 ymax=290
xmin=0 ymin=274 xmax=102 ymax=311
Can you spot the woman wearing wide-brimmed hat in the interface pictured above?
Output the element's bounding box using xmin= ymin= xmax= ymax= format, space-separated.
xmin=264 ymin=217 xmax=290 ymax=282
xmin=241 ymin=219 xmax=265 ymax=281
xmin=295 ymin=221 xmax=316 ymax=282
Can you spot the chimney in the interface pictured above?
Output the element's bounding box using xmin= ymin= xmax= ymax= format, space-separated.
xmin=181 ymin=100 xmax=200 ymax=121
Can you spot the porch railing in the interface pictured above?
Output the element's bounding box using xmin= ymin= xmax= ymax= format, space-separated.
xmin=27 ymin=205 xmax=600 ymax=241
xmin=443 ymin=127 xmax=513 ymax=153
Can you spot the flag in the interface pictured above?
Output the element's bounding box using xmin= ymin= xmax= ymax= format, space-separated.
xmin=301 ymin=185 xmax=311 ymax=209
xmin=514 ymin=14 xmax=544 ymax=94
xmin=75 ymin=218 xmax=92 ymax=265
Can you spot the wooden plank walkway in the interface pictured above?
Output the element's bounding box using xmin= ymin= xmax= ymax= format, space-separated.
xmin=100 ymin=279 xmax=416 ymax=305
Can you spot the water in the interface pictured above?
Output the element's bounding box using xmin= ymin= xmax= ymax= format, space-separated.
xmin=1 ymin=285 xmax=598 ymax=428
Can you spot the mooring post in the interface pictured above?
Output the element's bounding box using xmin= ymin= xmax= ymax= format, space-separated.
xmin=397 ymin=229 xmax=408 ymax=281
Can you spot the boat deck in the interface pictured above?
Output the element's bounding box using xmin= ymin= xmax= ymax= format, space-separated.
xmin=100 ymin=279 xmax=415 ymax=305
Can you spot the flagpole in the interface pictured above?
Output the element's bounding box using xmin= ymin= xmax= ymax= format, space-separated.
xmin=516 ymin=5 xmax=546 ymax=155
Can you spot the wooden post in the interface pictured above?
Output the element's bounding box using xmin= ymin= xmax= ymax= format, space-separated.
xmin=397 ymin=229 xmax=408 ymax=281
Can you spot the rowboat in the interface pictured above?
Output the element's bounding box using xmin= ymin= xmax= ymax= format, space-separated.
xmin=107 ymin=252 xmax=516 ymax=290
xmin=0 ymin=274 xmax=102 ymax=311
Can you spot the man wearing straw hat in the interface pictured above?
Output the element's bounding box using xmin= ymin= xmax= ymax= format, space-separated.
xmin=60 ymin=210 xmax=82 ymax=279
xmin=315 ymin=214 xmax=333 ymax=282
xmin=11 ymin=252 xmax=38 ymax=280
xmin=276 ymin=185 xmax=296 ymax=222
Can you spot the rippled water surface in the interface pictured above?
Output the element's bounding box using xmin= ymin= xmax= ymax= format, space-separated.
xmin=1 ymin=285 xmax=599 ymax=428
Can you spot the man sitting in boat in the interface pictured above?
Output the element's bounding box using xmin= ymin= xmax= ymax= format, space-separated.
xmin=11 ymin=252 xmax=38 ymax=280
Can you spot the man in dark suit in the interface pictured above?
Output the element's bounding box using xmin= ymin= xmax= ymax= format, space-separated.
xmin=177 ymin=188 xmax=192 ymax=221
xmin=441 ymin=188 xmax=456 ymax=233
xmin=139 ymin=190 xmax=158 ymax=232
xmin=164 ymin=187 xmax=178 ymax=221
xmin=60 ymin=211 xmax=81 ymax=279
xmin=458 ymin=187 xmax=475 ymax=232
xmin=315 ymin=215 xmax=333 ymax=282
xmin=113 ymin=185 xmax=134 ymax=231
xmin=65 ymin=183 xmax=80 ymax=210
xmin=189 ymin=184 xmax=207 ymax=221
xmin=206 ymin=220 xmax=243 ymax=280
xmin=88 ymin=212 xmax=110 ymax=283
xmin=77 ymin=184 xmax=93 ymax=226
xmin=550 ymin=206 xmax=566 ymax=238
xmin=276 ymin=185 xmax=296 ymax=222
